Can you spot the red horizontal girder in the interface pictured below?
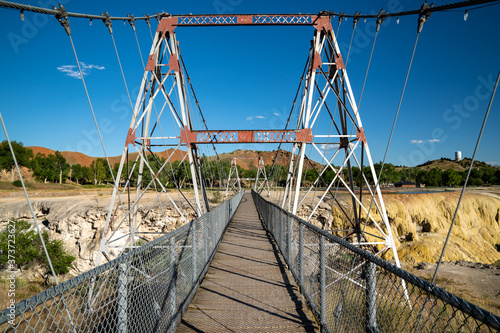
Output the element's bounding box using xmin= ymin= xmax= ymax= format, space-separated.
xmin=158 ymin=15 xmax=332 ymax=32
xmin=176 ymin=14 xmax=315 ymax=26
xmin=179 ymin=128 xmax=312 ymax=144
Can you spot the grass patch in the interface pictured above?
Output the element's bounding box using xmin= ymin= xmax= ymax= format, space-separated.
xmin=0 ymin=181 xmax=16 ymax=190
xmin=418 ymin=273 xmax=500 ymax=316
xmin=210 ymin=189 xmax=222 ymax=204
xmin=0 ymin=276 xmax=47 ymax=310
xmin=80 ymin=184 xmax=111 ymax=189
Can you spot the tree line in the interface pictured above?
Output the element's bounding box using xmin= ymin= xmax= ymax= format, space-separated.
xmin=1 ymin=142 xmax=499 ymax=188
xmin=0 ymin=141 xmax=115 ymax=185
xmin=298 ymin=162 xmax=500 ymax=188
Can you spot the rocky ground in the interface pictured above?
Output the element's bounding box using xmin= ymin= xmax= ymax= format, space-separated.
xmin=0 ymin=187 xmax=212 ymax=276
xmin=405 ymin=261 xmax=500 ymax=315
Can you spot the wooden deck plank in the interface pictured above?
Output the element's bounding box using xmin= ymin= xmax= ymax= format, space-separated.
xmin=177 ymin=192 xmax=318 ymax=332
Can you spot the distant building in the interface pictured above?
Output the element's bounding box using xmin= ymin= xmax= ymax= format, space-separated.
xmin=455 ymin=151 xmax=462 ymax=161
xmin=395 ymin=181 xmax=417 ymax=188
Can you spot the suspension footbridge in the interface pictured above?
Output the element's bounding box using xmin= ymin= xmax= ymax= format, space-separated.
xmin=0 ymin=0 xmax=499 ymax=331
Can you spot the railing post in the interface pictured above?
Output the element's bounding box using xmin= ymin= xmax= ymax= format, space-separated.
xmin=269 ymin=203 xmax=272 ymax=231
xmin=279 ymin=208 xmax=284 ymax=251
xmin=191 ymin=223 xmax=197 ymax=283
xmin=203 ymin=218 xmax=208 ymax=263
xmin=365 ymin=261 xmax=379 ymax=333
xmin=320 ymin=235 xmax=326 ymax=330
xmin=299 ymin=223 xmax=304 ymax=285
xmin=268 ymin=204 xmax=272 ymax=233
xmin=169 ymin=237 xmax=177 ymax=321
xmin=117 ymin=263 xmax=128 ymax=333
xmin=287 ymin=214 xmax=292 ymax=263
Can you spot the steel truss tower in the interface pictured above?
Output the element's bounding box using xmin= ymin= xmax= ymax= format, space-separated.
xmin=254 ymin=156 xmax=271 ymax=197
xmin=282 ymin=17 xmax=401 ymax=264
xmin=95 ymin=19 xmax=209 ymax=265
xmin=95 ymin=14 xmax=402 ymax=268
xmin=225 ymin=157 xmax=241 ymax=196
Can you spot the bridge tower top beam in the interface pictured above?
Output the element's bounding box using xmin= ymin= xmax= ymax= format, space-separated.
xmin=157 ymin=14 xmax=332 ymax=31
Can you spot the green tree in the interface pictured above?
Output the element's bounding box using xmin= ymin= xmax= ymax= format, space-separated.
xmin=495 ymin=169 xmax=500 ymax=185
xmin=442 ymin=169 xmax=463 ymax=187
xmin=90 ymin=159 xmax=108 ymax=185
xmin=32 ymin=153 xmax=58 ymax=183
xmin=54 ymin=151 xmax=70 ymax=184
xmin=426 ymin=168 xmax=443 ymax=187
xmin=0 ymin=141 xmax=33 ymax=182
xmin=244 ymin=169 xmax=257 ymax=179
xmin=416 ymin=169 xmax=428 ymax=185
xmin=71 ymin=163 xmax=88 ymax=184
xmin=481 ymin=166 xmax=496 ymax=185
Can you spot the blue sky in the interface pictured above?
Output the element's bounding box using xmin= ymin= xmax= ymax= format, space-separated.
xmin=0 ymin=0 xmax=499 ymax=167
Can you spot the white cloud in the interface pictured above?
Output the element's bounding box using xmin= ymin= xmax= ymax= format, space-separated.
xmin=246 ymin=116 xmax=253 ymax=121
xmin=273 ymin=112 xmax=280 ymax=116
xmin=57 ymin=62 xmax=105 ymax=79
xmin=255 ymin=116 xmax=265 ymax=119
xmin=486 ymin=161 xmax=500 ymax=166
xmin=320 ymin=143 xmax=339 ymax=152
xmin=410 ymin=139 xmax=440 ymax=144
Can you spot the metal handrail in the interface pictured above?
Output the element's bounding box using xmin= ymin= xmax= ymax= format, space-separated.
xmin=0 ymin=191 xmax=243 ymax=332
xmin=251 ymin=190 xmax=500 ymax=332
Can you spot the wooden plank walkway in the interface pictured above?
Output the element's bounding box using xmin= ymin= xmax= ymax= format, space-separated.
xmin=177 ymin=192 xmax=318 ymax=332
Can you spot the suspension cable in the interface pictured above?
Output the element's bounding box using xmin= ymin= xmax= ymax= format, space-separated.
xmin=268 ymin=52 xmax=310 ymax=181
xmin=1 ymin=0 xmax=497 ymax=24
xmin=414 ymin=70 xmax=499 ymax=332
xmin=53 ymin=12 xmax=119 ymax=188
xmin=361 ymin=29 xmax=422 ymax=243
xmin=0 ymin=113 xmax=59 ymax=282
xmin=103 ymin=13 xmax=134 ymax=110
xmin=0 ymin=112 xmax=78 ymax=332
xmin=56 ymin=15 xmax=134 ymax=244
xmin=178 ymin=53 xmax=228 ymax=180
xmin=357 ymin=29 xmax=379 ymax=109
xmin=128 ymin=15 xmax=146 ymax=69
xmin=432 ymin=71 xmax=499 ymax=283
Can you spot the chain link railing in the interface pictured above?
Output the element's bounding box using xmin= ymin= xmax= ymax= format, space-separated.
xmin=0 ymin=191 xmax=243 ymax=333
xmin=252 ymin=190 xmax=500 ymax=333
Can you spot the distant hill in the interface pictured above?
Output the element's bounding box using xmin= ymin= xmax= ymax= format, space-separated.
xmin=213 ymin=149 xmax=323 ymax=171
xmin=27 ymin=147 xmax=499 ymax=172
xmin=416 ymin=157 xmax=498 ymax=171
xmin=29 ymin=146 xmax=94 ymax=167
xmin=28 ymin=147 xmax=188 ymax=168
xmin=27 ymin=147 xmax=311 ymax=171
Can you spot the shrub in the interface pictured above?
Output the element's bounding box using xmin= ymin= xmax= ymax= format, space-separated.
xmin=40 ymin=232 xmax=75 ymax=275
xmin=211 ymin=190 xmax=222 ymax=203
xmin=0 ymin=220 xmax=75 ymax=275
xmin=0 ymin=220 xmax=39 ymax=268
xmin=11 ymin=180 xmax=23 ymax=187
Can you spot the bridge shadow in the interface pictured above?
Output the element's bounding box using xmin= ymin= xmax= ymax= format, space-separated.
xmin=259 ymin=211 xmax=318 ymax=331
xmin=177 ymin=192 xmax=317 ymax=332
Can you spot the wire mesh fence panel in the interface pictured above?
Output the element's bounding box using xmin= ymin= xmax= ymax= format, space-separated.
xmin=0 ymin=191 xmax=243 ymax=333
xmin=251 ymin=190 xmax=500 ymax=333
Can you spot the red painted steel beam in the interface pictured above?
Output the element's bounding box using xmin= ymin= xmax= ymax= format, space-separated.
xmin=158 ymin=15 xmax=333 ymax=32
xmin=179 ymin=128 xmax=312 ymax=144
